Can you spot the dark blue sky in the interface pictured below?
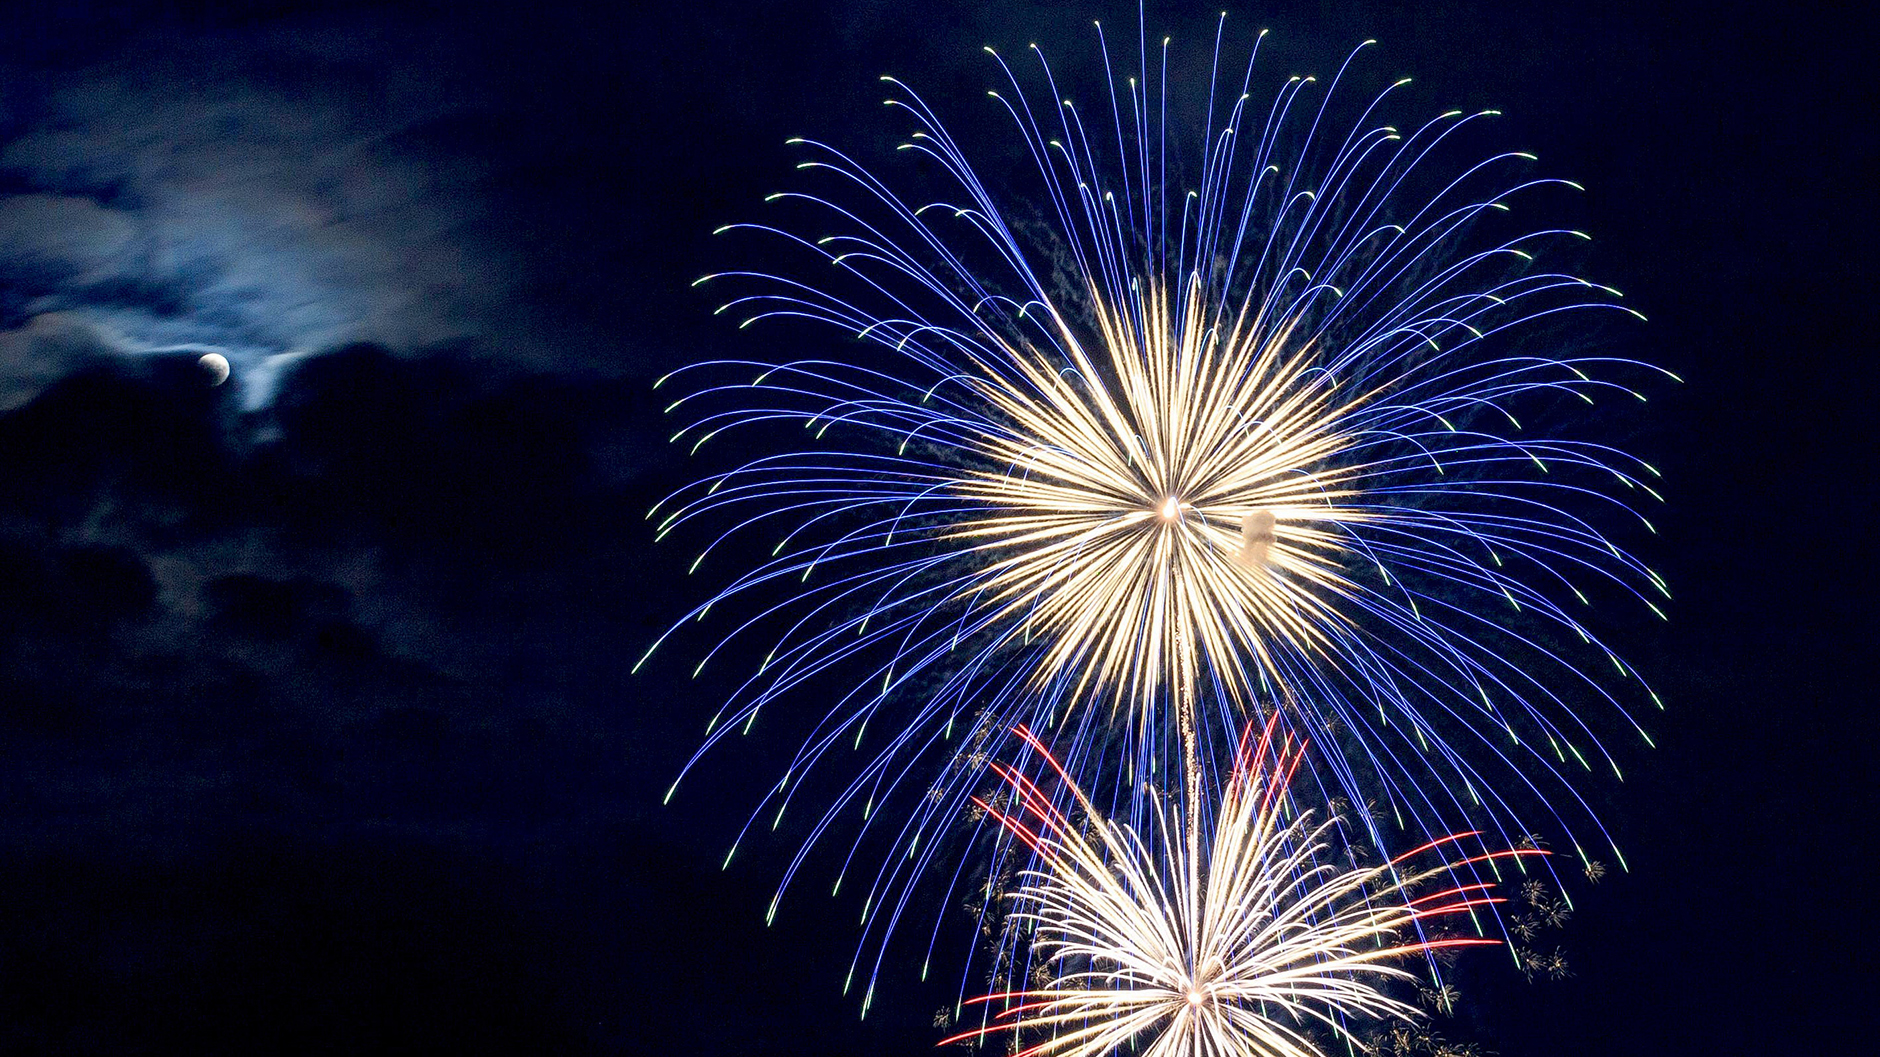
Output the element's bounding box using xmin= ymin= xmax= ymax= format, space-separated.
xmin=0 ymin=2 xmax=1868 ymax=1054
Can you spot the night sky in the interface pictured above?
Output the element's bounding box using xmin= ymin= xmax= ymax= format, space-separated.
xmin=0 ymin=2 xmax=1868 ymax=1054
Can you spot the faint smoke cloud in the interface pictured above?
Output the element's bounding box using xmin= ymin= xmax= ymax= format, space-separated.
xmin=1238 ymin=509 xmax=1277 ymax=569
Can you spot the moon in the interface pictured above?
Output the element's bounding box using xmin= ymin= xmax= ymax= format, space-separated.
xmin=197 ymin=352 xmax=230 ymax=386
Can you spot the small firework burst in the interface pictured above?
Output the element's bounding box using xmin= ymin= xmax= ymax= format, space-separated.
xmin=945 ymin=719 xmax=1540 ymax=1057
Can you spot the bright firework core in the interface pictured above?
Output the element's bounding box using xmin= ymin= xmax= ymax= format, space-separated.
xmin=947 ymin=280 xmax=1369 ymax=712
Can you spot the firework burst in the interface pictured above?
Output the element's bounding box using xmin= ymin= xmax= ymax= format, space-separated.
xmin=946 ymin=720 xmax=1540 ymax=1057
xmin=646 ymin=15 xmax=1666 ymax=986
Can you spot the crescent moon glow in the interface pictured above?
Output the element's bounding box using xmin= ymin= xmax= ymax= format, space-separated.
xmin=198 ymin=352 xmax=230 ymax=386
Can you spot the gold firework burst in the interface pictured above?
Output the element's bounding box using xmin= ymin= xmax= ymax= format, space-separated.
xmin=947 ymin=720 xmax=1538 ymax=1057
xmin=952 ymin=277 xmax=1370 ymax=711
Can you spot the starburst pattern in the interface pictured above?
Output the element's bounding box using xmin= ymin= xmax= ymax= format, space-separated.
xmin=946 ymin=720 xmax=1540 ymax=1057
xmin=923 ymin=280 xmax=1369 ymax=712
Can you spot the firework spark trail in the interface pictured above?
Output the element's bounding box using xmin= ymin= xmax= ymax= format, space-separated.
xmin=645 ymin=14 xmax=1667 ymax=995
xmin=943 ymin=719 xmax=1543 ymax=1057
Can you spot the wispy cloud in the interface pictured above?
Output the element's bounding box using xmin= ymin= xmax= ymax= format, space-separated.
xmin=0 ymin=17 xmax=571 ymax=407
